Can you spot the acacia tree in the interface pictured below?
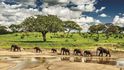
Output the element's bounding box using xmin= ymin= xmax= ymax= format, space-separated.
xmin=105 ymin=25 xmax=119 ymax=39
xmin=64 ymin=21 xmax=82 ymax=37
xmin=21 ymin=15 xmax=64 ymax=42
xmin=9 ymin=24 xmax=21 ymax=33
xmin=0 ymin=25 xmax=8 ymax=34
xmin=89 ymin=24 xmax=105 ymax=41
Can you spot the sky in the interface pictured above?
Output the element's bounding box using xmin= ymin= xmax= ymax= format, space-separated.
xmin=0 ymin=0 xmax=124 ymax=31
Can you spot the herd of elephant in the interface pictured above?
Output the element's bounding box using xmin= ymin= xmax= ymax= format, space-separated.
xmin=11 ymin=44 xmax=111 ymax=57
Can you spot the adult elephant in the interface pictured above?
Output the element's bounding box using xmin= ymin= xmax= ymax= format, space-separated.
xmin=61 ymin=48 xmax=70 ymax=55
xmin=11 ymin=44 xmax=21 ymax=52
xmin=96 ymin=47 xmax=111 ymax=57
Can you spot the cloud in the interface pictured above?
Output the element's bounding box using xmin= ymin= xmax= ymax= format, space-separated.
xmin=123 ymin=14 xmax=124 ymax=16
xmin=113 ymin=15 xmax=124 ymax=27
xmin=42 ymin=0 xmax=96 ymax=24
xmin=96 ymin=7 xmax=106 ymax=13
xmin=99 ymin=13 xmax=108 ymax=17
xmin=0 ymin=2 xmax=42 ymax=26
xmin=0 ymin=0 xmax=99 ymax=32
xmin=44 ymin=0 xmax=96 ymax=12
xmin=42 ymin=5 xmax=82 ymax=20
xmin=71 ymin=16 xmax=101 ymax=32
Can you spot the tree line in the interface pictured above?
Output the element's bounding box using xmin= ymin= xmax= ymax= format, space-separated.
xmin=0 ymin=15 xmax=124 ymax=42
xmin=0 ymin=15 xmax=81 ymax=42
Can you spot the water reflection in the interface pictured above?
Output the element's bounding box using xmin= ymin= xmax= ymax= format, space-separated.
xmin=0 ymin=56 xmax=117 ymax=66
xmin=60 ymin=57 xmax=116 ymax=65
xmin=61 ymin=57 xmax=70 ymax=61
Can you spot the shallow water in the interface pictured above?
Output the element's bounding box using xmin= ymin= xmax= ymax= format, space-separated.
xmin=0 ymin=56 xmax=118 ymax=70
xmin=60 ymin=56 xmax=117 ymax=65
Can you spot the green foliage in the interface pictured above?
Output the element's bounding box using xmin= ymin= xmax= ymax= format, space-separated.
xmin=0 ymin=32 xmax=124 ymax=50
xmin=89 ymin=24 xmax=106 ymax=41
xmin=89 ymin=24 xmax=106 ymax=33
xmin=0 ymin=25 xmax=9 ymax=34
xmin=9 ymin=24 xmax=21 ymax=32
xmin=64 ymin=21 xmax=82 ymax=37
xmin=22 ymin=15 xmax=64 ymax=32
xmin=64 ymin=21 xmax=82 ymax=31
xmin=21 ymin=15 xmax=64 ymax=41
xmin=105 ymin=25 xmax=120 ymax=33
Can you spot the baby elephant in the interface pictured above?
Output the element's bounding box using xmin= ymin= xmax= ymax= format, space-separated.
xmin=73 ymin=49 xmax=82 ymax=56
xmin=83 ymin=50 xmax=92 ymax=56
xmin=11 ymin=44 xmax=21 ymax=52
xmin=61 ymin=48 xmax=70 ymax=55
xmin=34 ymin=47 xmax=42 ymax=53
xmin=51 ymin=48 xmax=57 ymax=53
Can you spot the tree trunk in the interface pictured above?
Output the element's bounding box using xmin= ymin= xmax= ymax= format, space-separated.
xmin=66 ymin=29 xmax=71 ymax=38
xmin=42 ymin=32 xmax=47 ymax=42
xmin=97 ymin=31 xmax=99 ymax=39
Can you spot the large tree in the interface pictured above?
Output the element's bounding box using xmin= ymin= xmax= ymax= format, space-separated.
xmin=0 ymin=25 xmax=8 ymax=34
xmin=64 ymin=21 xmax=82 ymax=37
xmin=105 ymin=25 xmax=119 ymax=39
xmin=9 ymin=24 xmax=21 ymax=33
xmin=89 ymin=24 xmax=106 ymax=41
xmin=21 ymin=15 xmax=64 ymax=42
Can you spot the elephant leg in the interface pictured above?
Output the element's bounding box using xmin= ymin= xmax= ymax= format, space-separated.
xmin=66 ymin=52 xmax=67 ymax=55
xmin=13 ymin=48 xmax=16 ymax=52
xmin=106 ymin=54 xmax=108 ymax=57
xmin=84 ymin=53 xmax=86 ymax=56
xmin=108 ymin=52 xmax=111 ymax=57
xmin=63 ymin=51 xmax=64 ymax=55
xmin=64 ymin=51 xmax=66 ymax=55
xmin=98 ymin=52 xmax=101 ymax=56
xmin=101 ymin=53 xmax=103 ymax=57
xmin=68 ymin=52 xmax=70 ymax=55
xmin=19 ymin=48 xmax=21 ymax=52
xmin=16 ymin=48 xmax=18 ymax=52
xmin=17 ymin=48 xmax=19 ymax=52
xmin=109 ymin=54 xmax=111 ymax=57
xmin=36 ymin=49 xmax=38 ymax=53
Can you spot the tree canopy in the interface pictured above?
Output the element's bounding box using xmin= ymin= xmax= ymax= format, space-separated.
xmin=21 ymin=15 xmax=64 ymax=41
xmin=63 ymin=21 xmax=82 ymax=37
xmin=0 ymin=25 xmax=9 ymax=34
xmin=9 ymin=24 xmax=21 ymax=32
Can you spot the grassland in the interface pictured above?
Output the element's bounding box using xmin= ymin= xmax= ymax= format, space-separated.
xmin=0 ymin=32 xmax=124 ymax=49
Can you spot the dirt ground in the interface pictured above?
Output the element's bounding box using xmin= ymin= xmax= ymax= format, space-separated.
xmin=0 ymin=49 xmax=123 ymax=70
xmin=24 ymin=61 xmax=119 ymax=70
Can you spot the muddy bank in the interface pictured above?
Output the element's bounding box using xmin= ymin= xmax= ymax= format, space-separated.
xmin=24 ymin=61 xmax=119 ymax=70
xmin=0 ymin=50 xmax=123 ymax=70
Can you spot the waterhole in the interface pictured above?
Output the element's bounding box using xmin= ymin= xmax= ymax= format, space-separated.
xmin=0 ymin=56 xmax=118 ymax=70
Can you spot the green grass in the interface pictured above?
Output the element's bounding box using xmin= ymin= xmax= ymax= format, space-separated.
xmin=0 ymin=32 xmax=124 ymax=49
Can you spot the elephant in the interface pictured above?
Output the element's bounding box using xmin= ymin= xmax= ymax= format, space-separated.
xmin=11 ymin=44 xmax=21 ymax=52
xmin=73 ymin=49 xmax=82 ymax=56
xmin=96 ymin=47 xmax=111 ymax=57
xmin=51 ymin=48 xmax=57 ymax=53
xmin=83 ymin=50 xmax=92 ymax=56
xmin=61 ymin=48 xmax=70 ymax=55
xmin=34 ymin=47 xmax=42 ymax=53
